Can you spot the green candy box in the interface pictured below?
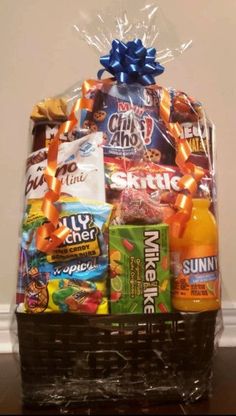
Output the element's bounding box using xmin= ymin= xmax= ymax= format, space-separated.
xmin=109 ymin=224 xmax=171 ymax=314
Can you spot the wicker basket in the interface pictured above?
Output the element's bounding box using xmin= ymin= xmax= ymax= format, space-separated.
xmin=16 ymin=310 xmax=217 ymax=407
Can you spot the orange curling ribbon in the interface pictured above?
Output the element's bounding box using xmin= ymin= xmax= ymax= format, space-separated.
xmin=178 ymin=174 xmax=197 ymax=195
xmin=159 ymin=87 xmax=171 ymax=123
xmin=175 ymin=140 xmax=192 ymax=167
xmin=82 ymin=78 xmax=115 ymax=98
xmin=36 ymin=86 xmax=94 ymax=253
xmin=174 ymin=193 xmax=193 ymax=214
xmin=158 ymin=87 xmax=205 ymax=237
xmin=183 ymin=162 xmax=205 ymax=181
xmin=166 ymin=194 xmax=193 ymax=237
xmin=167 ymin=211 xmax=190 ymax=239
xmin=168 ymin=122 xmax=182 ymax=139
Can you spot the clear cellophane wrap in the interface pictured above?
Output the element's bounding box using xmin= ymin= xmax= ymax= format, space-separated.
xmin=14 ymin=4 xmax=223 ymax=409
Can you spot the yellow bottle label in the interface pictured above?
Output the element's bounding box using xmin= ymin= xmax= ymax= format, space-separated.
xmin=172 ymin=245 xmax=219 ymax=300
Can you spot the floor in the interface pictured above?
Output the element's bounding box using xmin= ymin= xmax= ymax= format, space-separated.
xmin=0 ymin=348 xmax=236 ymax=415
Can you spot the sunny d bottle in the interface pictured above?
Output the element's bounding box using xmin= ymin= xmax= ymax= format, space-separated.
xmin=171 ymin=198 xmax=220 ymax=311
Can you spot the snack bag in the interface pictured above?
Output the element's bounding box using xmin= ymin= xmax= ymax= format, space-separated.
xmin=23 ymin=275 xmax=108 ymax=314
xmin=105 ymin=156 xmax=211 ymax=224
xmin=21 ymin=198 xmax=112 ymax=260
xmin=170 ymin=90 xmax=213 ymax=170
xmin=82 ymin=83 xmax=176 ymax=164
xmin=30 ymin=98 xmax=68 ymax=151
xmin=17 ymin=198 xmax=112 ymax=313
xmin=25 ymin=132 xmax=105 ymax=203
xmin=83 ymin=86 xmax=213 ymax=171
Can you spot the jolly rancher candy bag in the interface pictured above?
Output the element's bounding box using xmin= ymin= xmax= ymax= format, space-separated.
xmin=16 ymin=3 xmax=220 ymax=318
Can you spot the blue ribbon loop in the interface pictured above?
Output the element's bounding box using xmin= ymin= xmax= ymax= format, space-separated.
xmin=98 ymin=38 xmax=164 ymax=86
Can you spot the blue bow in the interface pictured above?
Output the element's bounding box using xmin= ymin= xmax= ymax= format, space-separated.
xmin=97 ymin=39 xmax=164 ymax=85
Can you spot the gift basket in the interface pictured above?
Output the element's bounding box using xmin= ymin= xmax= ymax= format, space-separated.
xmin=15 ymin=3 xmax=222 ymax=409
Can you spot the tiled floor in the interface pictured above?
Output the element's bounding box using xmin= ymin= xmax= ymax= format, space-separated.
xmin=0 ymin=348 xmax=236 ymax=415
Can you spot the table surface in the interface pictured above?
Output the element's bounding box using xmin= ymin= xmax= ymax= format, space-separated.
xmin=0 ymin=348 xmax=236 ymax=415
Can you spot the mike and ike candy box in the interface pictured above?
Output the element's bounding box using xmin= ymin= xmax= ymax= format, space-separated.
xmin=109 ymin=224 xmax=171 ymax=314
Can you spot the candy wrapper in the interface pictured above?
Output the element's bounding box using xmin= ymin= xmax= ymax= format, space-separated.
xmin=25 ymin=132 xmax=106 ymax=202
xmin=17 ymin=197 xmax=112 ymax=312
xmin=14 ymin=3 xmax=223 ymax=409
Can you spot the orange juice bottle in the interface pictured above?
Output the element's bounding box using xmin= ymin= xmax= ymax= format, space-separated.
xmin=170 ymin=198 xmax=220 ymax=311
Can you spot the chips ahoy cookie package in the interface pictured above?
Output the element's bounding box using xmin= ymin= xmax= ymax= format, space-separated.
xmin=14 ymin=3 xmax=223 ymax=409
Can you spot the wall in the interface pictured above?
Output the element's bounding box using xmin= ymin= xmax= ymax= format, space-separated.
xmin=0 ymin=0 xmax=235 ymax=309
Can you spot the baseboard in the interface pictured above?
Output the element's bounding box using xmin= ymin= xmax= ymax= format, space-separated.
xmin=0 ymin=303 xmax=236 ymax=353
xmin=218 ymin=301 xmax=236 ymax=347
xmin=0 ymin=304 xmax=15 ymax=353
